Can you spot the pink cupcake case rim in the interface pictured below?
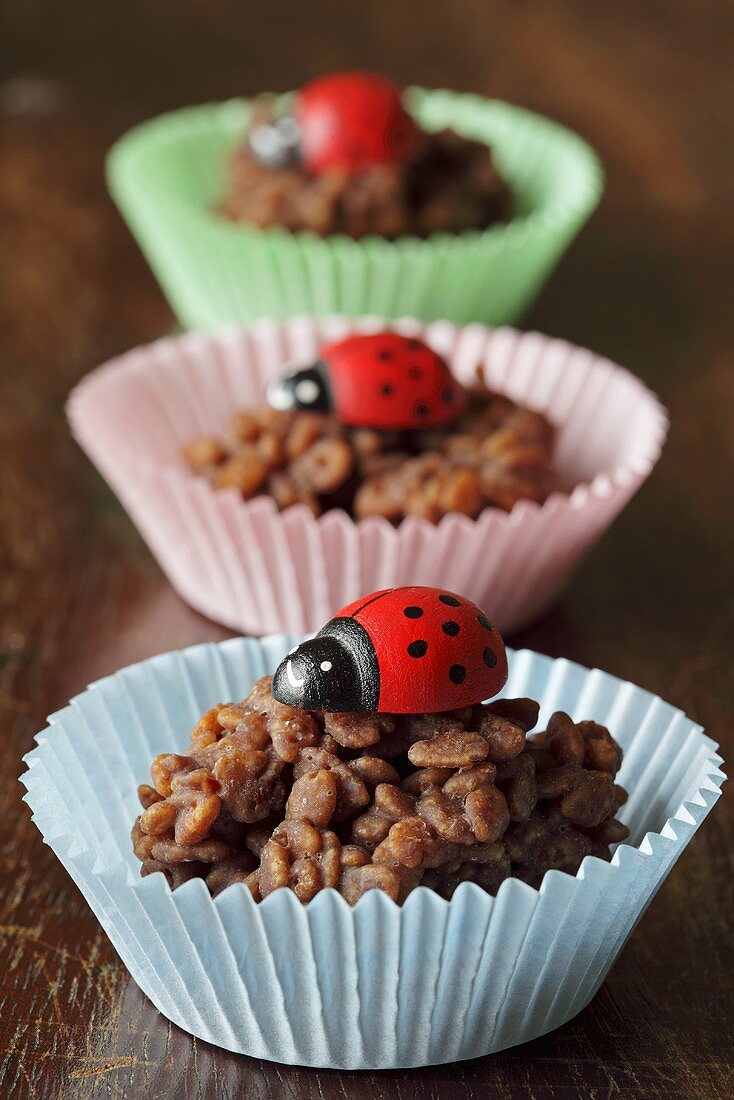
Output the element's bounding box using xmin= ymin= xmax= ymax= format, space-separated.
xmin=66 ymin=316 xmax=669 ymax=533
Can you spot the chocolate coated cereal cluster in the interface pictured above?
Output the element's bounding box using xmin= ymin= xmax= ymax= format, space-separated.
xmin=184 ymin=378 xmax=556 ymax=524
xmin=223 ymin=107 xmax=509 ymax=239
xmin=132 ymin=677 xmax=629 ymax=904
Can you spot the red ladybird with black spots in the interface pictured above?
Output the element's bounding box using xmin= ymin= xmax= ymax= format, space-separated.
xmin=271 ymin=586 xmax=508 ymax=714
xmin=249 ymin=72 xmax=419 ymax=174
xmin=297 ymin=71 xmax=419 ymax=174
xmin=267 ymin=331 xmax=466 ymax=430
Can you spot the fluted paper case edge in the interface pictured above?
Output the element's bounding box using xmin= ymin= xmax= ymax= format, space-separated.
xmin=21 ymin=637 xmax=723 ymax=1069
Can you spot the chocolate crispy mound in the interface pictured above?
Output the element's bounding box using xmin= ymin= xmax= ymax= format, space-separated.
xmin=184 ymin=379 xmax=556 ymax=524
xmin=222 ymin=101 xmax=510 ymax=240
xmin=132 ymin=678 xmax=629 ymax=905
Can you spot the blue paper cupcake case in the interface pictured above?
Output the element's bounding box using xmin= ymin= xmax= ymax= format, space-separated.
xmin=21 ymin=637 xmax=724 ymax=1069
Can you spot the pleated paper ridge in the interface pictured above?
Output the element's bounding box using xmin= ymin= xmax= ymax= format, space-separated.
xmin=106 ymin=90 xmax=603 ymax=330
xmin=67 ymin=317 xmax=668 ymax=635
xmin=21 ymin=638 xmax=723 ymax=1069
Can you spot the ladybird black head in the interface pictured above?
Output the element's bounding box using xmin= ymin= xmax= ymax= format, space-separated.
xmin=249 ymin=115 xmax=302 ymax=168
xmin=272 ymin=636 xmax=351 ymax=710
xmin=267 ymin=360 xmax=333 ymax=414
xmin=272 ymin=617 xmax=380 ymax=712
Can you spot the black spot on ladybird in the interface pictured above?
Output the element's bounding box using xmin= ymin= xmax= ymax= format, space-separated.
xmin=441 ymin=620 xmax=460 ymax=637
xmin=483 ymin=647 xmax=497 ymax=668
xmin=403 ymin=605 xmax=424 ymax=619
xmin=477 ymin=614 xmax=494 ymax=631
xmin=377 ymin=349 xmax=392 ymax=361
xmin=439 ymin=594 xmax=461 ymax=607
xmin=415 ymin=403 xmax=429 ymax=418
xmin=406 ymin=339 xmax=422 ymax=350
xmin=381 ymin=384 xmax=395 ymax=396
xmin=407 ymin=640 xmax=428 ymax=658
xmin=442 ymin=387 xmax=455 ymax=404
xmin=409 ymin=367 xmax=423 ymax=380
xmin=449 ymin=663 xmax=467 ymax=684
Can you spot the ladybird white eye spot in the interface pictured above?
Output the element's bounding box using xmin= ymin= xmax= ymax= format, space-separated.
xmin=295 ymin=378 xmax=320 ymax=404
xmin=267 ymin=377 xmax=294 ymax=410
xmin=286 ymin=659 xmax=306 ymax=688
xmin=250 ymin=124 xmax=284 ymax=162
xmin=320 ymin=660 xmax=333 ymax=672
xmin=288 ymin=646 xmax=297 ymax=655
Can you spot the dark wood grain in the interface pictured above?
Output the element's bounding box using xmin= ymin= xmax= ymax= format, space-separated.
xmin=1 ymin=1 xmax=732 ymax=1096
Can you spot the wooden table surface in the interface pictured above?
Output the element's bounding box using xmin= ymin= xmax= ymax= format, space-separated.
xmin=1 ymin=1 xmax=732 ymax=1096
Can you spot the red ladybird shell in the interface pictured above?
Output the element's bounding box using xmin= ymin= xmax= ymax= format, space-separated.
xmin=333 ymin=586 xmax=508 ymax=713
xmin=319 ymin=332 xmax=465 ymax=429
xmin=295 ymin=72 xmax=418 ymax=175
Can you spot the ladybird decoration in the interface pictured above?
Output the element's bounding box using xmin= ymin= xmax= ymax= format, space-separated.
xmin=267 ymin=331 xmax=466 ymax=430
xmin=272 ymin=586 xmax=508 ymax=714
xmin=249 ymin=71 xmax=419 ymax=175
xmin=296 ymin=71 xmax=419 ymax=175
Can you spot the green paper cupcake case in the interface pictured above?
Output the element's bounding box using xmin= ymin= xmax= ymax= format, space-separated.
xmin=106 ymin=90 xmax=603 ymax=329
xmin=21 ymin=638 xmax=724 ymax=1068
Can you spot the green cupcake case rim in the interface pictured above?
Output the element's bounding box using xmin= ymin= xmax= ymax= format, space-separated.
xmin=106 ymin=88 xmax=604 ymax=328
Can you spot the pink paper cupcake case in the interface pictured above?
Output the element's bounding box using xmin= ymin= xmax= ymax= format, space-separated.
xmin=67 ymin=318 xmax=667 ymax=635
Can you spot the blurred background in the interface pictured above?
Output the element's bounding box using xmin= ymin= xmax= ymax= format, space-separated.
xmin=1 ymin=2 xmax=732 ymax=1097
xmin=3 ymin=0 xmax=731 ymax=685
